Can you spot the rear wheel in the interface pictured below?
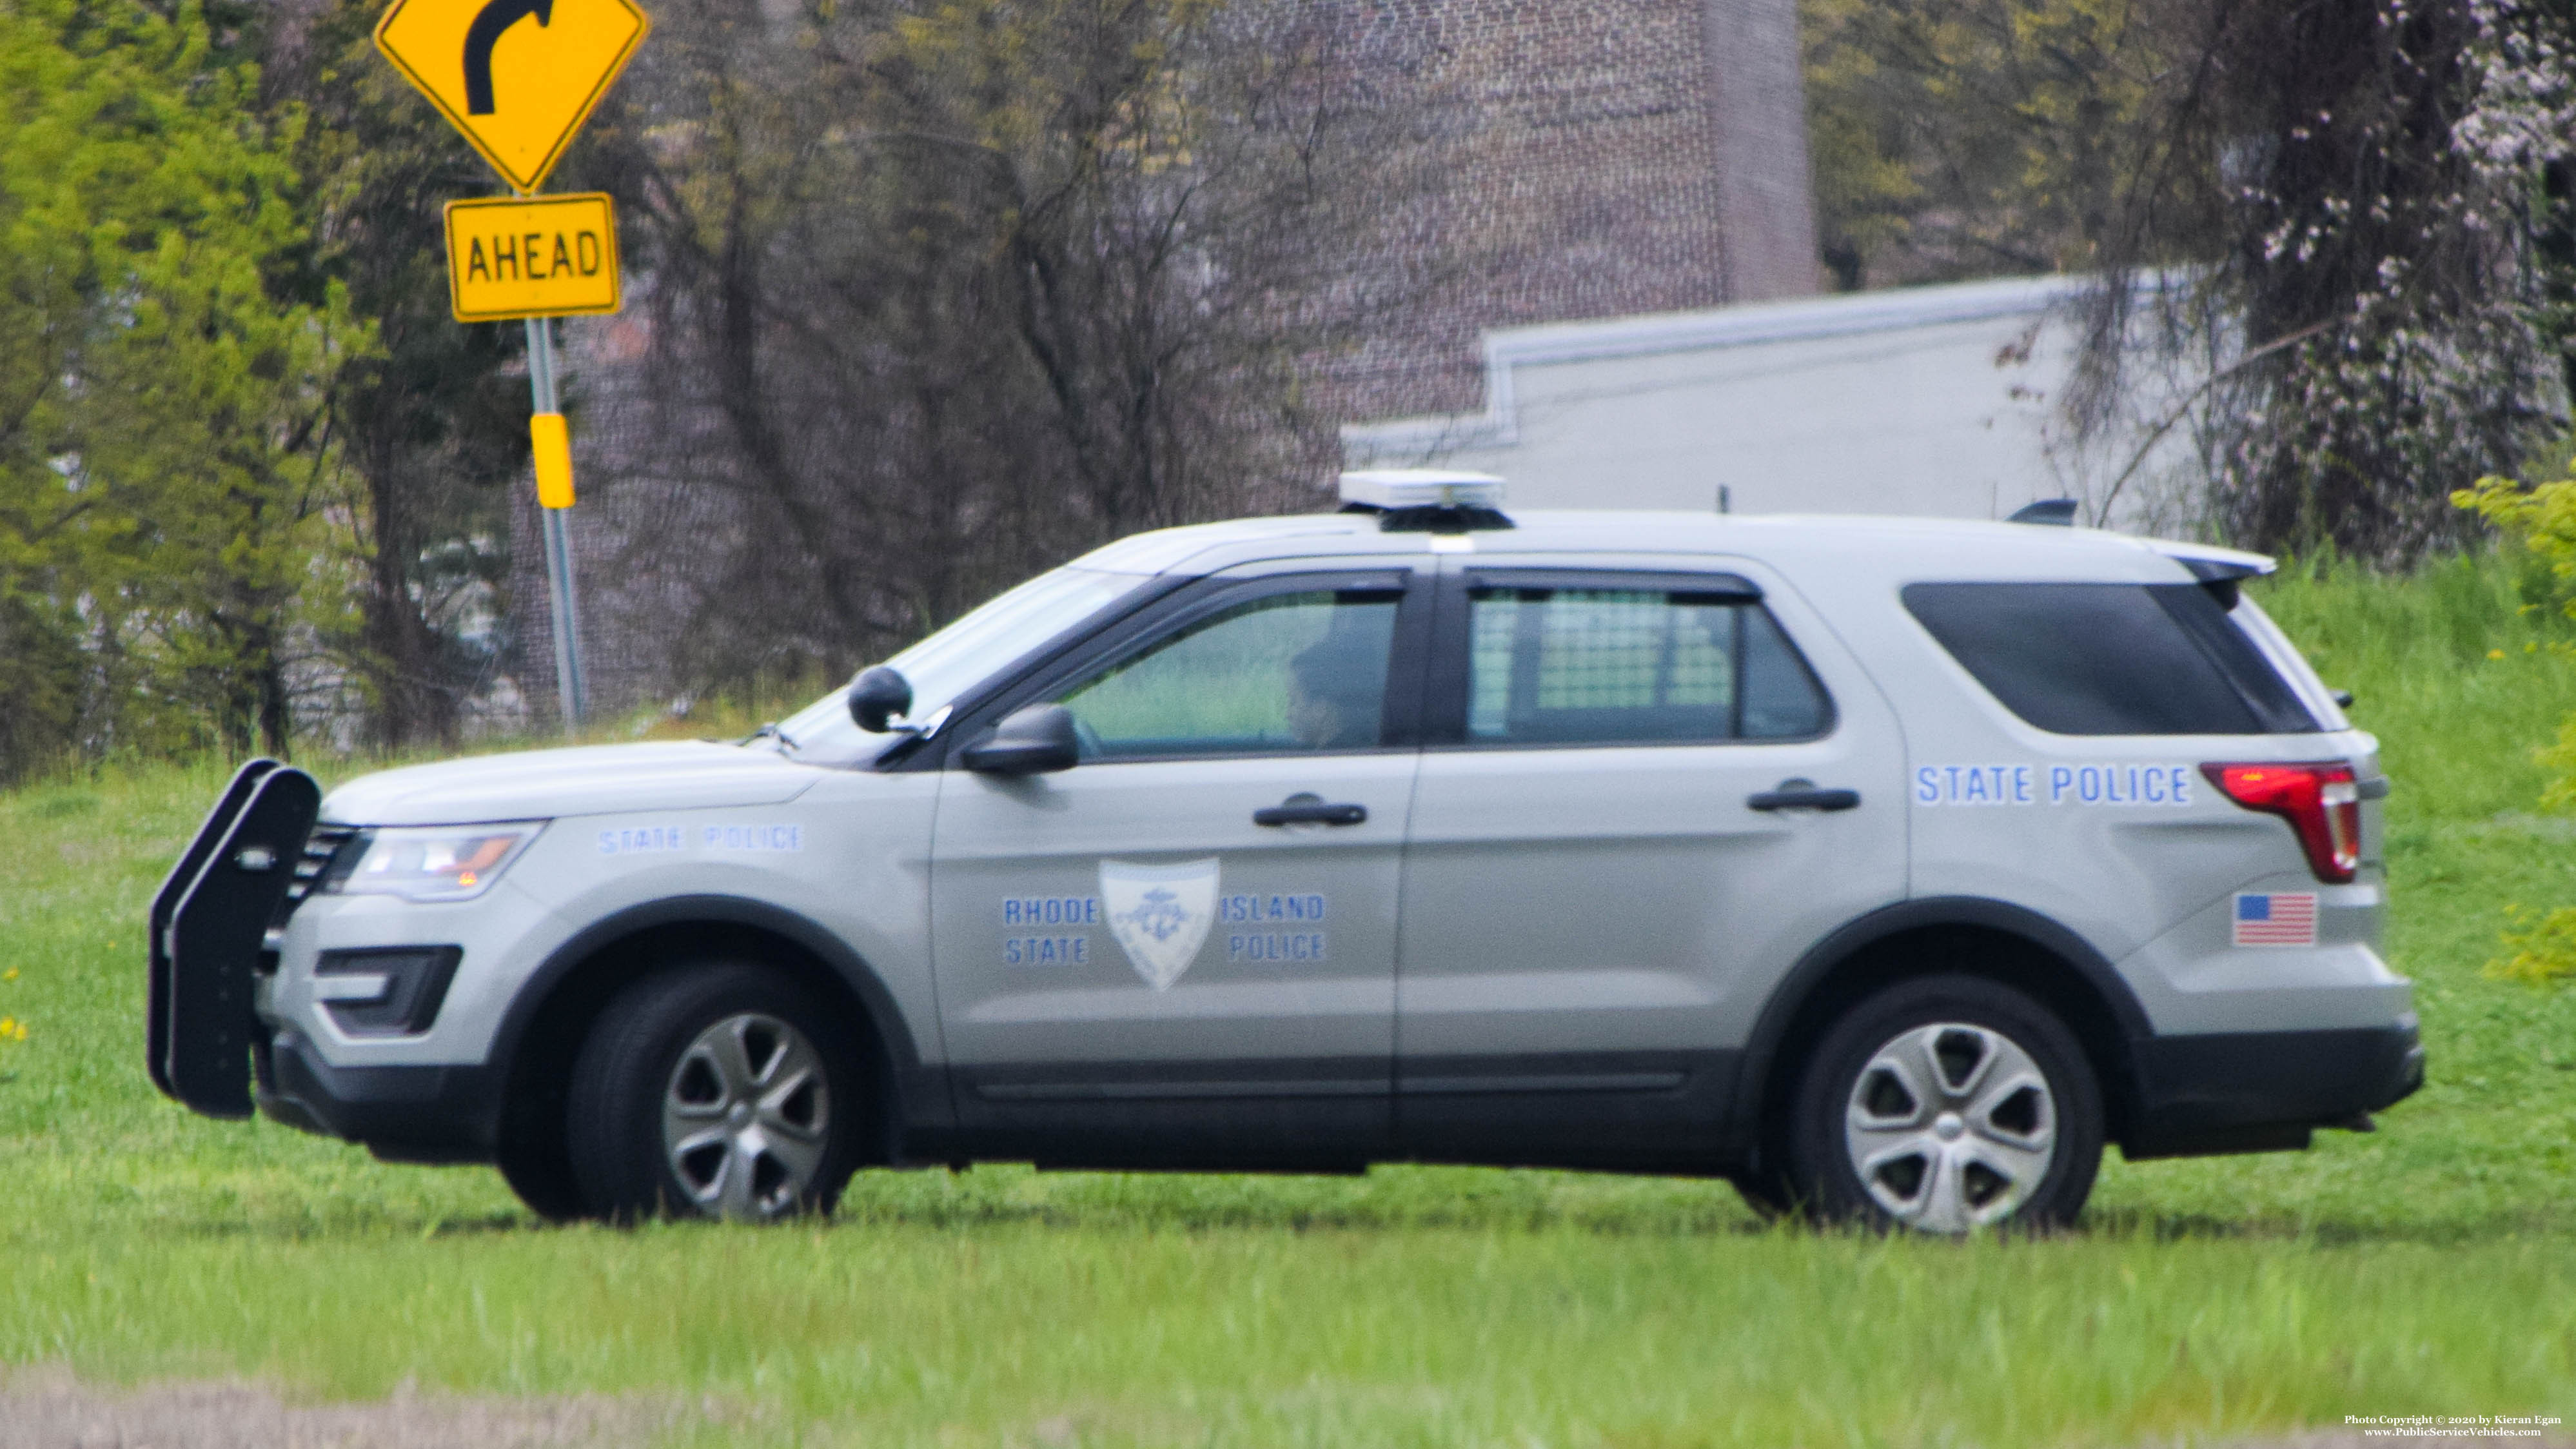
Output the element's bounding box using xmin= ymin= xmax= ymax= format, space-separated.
xmin=1785 ymin=974 xmax=2101 ymax=1233
xmin=566 ymin=962 xmax=865 ymax=1222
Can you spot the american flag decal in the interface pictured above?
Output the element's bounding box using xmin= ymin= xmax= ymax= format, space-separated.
xmin=2234 ymin=892 xmax=2318 ymax=947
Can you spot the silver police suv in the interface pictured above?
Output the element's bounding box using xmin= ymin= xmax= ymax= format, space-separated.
xmin=149 ymin=472 xmax=2421 ymax=1232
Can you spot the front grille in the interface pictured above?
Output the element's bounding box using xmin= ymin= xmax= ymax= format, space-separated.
xmin=271 ymin=824 xmax=361 ymax=929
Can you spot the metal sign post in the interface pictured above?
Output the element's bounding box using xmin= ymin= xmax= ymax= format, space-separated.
xmin=526 ymin=319 xmax=587 ymax=731
xmin=375 ymin=0 xmax=647 ymax=737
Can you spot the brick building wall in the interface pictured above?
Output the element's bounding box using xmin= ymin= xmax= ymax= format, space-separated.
xmin=1706 ymin=0 xmax=1820 ymax=302
xmin=1321 ymin=0 xmax=1818 ymax=420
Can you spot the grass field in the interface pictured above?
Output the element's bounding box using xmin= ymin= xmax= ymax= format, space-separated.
xmin=3 ymin=556 xmax=2575 ymax=1445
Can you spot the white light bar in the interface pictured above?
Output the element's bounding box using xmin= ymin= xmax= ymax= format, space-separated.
xmin=1337 ymin=469 xmax=1506 ymax=511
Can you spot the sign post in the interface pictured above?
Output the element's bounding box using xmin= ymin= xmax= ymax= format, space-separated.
xmin=526 ymin=319 xmax=587 ymax=726
xmin=374 ymin=0 xmax=649 ymax=733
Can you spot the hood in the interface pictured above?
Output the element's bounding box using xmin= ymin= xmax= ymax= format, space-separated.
xmin=320 ymin=741 xmax=820 ymax=826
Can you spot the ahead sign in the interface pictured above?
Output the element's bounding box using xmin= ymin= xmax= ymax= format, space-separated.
xmin=375 ymin=0 xmax=650 ymax=194
xmin=444 ymin=193 xmax=622 ymax=322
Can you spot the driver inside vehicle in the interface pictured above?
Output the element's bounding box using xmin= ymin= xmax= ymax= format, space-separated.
xmin=1284 ymin=631 xmax=1384 ymax=751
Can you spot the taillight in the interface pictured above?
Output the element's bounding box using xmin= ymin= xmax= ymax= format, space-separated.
xmin=2201 ymin=762 xmax=2362 ymax=883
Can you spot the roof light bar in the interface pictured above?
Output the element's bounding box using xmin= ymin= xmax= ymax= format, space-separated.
xmin=1338 ymin=469 xmax=1506 ymax=512
xmin=1337 ymin=469 xmax=1513 ymax=533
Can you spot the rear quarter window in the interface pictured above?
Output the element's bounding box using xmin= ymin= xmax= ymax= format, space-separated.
xmin=1902 ymin=582 xmax=2319 ymax=736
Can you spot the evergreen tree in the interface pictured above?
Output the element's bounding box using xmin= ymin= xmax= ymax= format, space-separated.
xmin=0 ymin=0 xmax=357 ymax=775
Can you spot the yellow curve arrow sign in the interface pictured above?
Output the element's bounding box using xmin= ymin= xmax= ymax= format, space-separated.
xmin=376 ymin=0 xmax=649 ymax=195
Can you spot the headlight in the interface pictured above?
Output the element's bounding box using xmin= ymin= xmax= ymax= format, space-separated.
xmin=328 ymin=823 xmax=544 ymax=902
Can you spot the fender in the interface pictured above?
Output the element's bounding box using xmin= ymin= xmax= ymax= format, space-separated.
xmin=1720 ymin=896 xmax=2152 ymax=1157
xmin=489 ymin=893 xmax=940 ymax=1133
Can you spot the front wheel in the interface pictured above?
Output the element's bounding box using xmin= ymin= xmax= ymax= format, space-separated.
xmin=566 ymin=962 xmax=866 ymax=1222
xmin=1784 ymin=974 xmax=2102 ymax=1233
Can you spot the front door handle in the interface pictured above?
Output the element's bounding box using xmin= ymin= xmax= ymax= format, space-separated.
xmin=1254 ymin=793 xmax=1368 ymax=827
xmin=1747 ymin=786 xmax=1860 ymax=813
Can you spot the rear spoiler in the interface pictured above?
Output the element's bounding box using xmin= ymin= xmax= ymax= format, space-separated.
xmin=2001 ymin=502 xmax=2278 ymax=607
xmin=2150 ymin=546 xmax=2274 ymax=610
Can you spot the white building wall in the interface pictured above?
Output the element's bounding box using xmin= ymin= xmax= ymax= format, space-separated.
xmin=1342 ymin=275 xmax=2181 ymax=524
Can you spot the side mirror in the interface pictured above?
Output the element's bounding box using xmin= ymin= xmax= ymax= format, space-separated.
xmin=847 ymin=666 xmax=913 ymax=733
xmin=961 ymin=704 xmax=1081 ymax=775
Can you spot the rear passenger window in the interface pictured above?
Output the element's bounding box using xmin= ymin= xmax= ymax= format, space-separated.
xmin=1465 ymin=587 xmax=1832 ymax=745
xmin=1903 ymin=582 xmax=2319 ymax=736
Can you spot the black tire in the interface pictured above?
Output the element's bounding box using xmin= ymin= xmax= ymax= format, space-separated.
xmin=1729 ymin=1165 xmax=1798 ymax=1221
xmin=495 ymin=1096 xmax=588 ymax=1223
xmin=1784 ymin=974 xmax=2102 ymax=1233
xmin=566 ymin=961 xmax=867 ymax=1223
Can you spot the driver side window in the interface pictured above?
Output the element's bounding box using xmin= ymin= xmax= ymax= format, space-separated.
xmin=1056 ymin=588 xmax=1400 ymax=759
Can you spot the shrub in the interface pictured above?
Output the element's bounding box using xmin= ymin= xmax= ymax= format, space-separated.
xmin=2453 ymin=477 xmax=2576 ymax=985
xmin=2492 ymin=904 xmax=2576 ymax=986
xmin=2455 ymin=474 xmax=2576 ymax=626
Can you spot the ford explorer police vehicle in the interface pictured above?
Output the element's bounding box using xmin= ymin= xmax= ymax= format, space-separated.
xmin=148 ymin=471 xmax=2421 ymax=1232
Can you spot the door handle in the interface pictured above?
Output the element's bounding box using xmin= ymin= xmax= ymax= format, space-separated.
xmin=1254 ymin=793 xmax=1368 ymax=827
xmin=1747 ymin=786 xmax=1860 ymax=813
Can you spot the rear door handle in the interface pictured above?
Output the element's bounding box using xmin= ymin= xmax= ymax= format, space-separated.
xmin=1254 ymin=793 xmax=1368 ymax=827
xmin=1747 ymin=787 xmax=1860 ymax=813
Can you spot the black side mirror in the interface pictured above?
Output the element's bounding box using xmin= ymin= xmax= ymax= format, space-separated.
xmin=961 ymin=704 xmax=1081 ymax=775
xmin=847 ymin=666 xmax=913 ymax=733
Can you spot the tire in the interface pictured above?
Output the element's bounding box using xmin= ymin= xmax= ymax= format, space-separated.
xmin=495 ymin=1098 xmax=588 ymax=1223
xmin=1784 ymin=974 xmax=2102 ymax=1234
xmin=1729 ymin=1166 xmax=1797 ymax=1221
xmin=566 ymin=961 xmax=867 ymax=1223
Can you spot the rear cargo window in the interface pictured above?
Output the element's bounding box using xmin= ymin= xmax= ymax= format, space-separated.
xmin=1902 ymin=582 xmax=2319 ymax=736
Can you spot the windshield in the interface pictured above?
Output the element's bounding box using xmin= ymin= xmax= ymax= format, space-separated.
xmin=773 ymin=565 xmax=1154 ymax=762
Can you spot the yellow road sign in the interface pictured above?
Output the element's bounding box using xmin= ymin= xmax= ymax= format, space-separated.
xmin=376 ymin=0 xmax=649 ymax=195
xmin=444 ymin=193 xmax=622 ymax=321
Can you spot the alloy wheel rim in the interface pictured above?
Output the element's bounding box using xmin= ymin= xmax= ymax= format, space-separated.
xmin=1843 ymin=1021 xmax=2057 ymax=1232
xmin=660 ymin=1011 xmax=831 ymax=1220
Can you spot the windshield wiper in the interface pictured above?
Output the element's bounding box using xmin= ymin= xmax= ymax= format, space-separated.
xmin=741 ymin=722 xmax=800 ymax=753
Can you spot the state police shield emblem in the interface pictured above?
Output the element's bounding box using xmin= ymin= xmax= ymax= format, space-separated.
xmin=1099 ymin=857 xmax=1219 ymax=991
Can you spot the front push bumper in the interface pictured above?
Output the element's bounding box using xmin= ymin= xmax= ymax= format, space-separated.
xmin=156 ymin=762 xmax=507 ymax=1163
xmin=148 ymin=760 xmax=320 ymax=1119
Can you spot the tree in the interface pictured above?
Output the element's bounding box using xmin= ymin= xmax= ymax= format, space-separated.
xmin=0 ymin=0 xmax=355 ymax=777
xmin=569 ymin=0 xmax=1435 ymax=694
xmin=2070 ymin=0 xmax=2574 ymax=560
xmin=263 ymin=0 xmax=533 ymax=749
xmin=1801 ymin=0 xmax=2168 ymax=290
xmin=1805 ymin=0 xmax=2576 ymax=560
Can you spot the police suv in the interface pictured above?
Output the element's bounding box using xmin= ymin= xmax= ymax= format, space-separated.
xmin=148 ymin=472 xmax=2421 ymax=1232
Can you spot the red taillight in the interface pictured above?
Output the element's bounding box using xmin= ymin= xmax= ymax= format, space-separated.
xmin=2201 ymin=762 xmax=2362 ymax=883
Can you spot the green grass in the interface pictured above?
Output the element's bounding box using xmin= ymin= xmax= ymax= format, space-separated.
xmin=3 ymin=557 xmax=2575 ymax=1444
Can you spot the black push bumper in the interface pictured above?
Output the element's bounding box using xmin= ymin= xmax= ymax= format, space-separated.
xmin=147 ymin=760 xmax=320 ymax=1119
xmin=2123 ymin=1016 xmax=2425 ymax=1158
